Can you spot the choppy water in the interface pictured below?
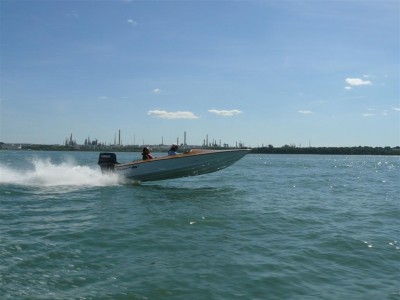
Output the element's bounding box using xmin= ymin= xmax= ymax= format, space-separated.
xmin=0 ymin=151 xmax=399 ymax=299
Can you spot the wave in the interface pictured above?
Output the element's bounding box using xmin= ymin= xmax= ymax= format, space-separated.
xmin=0 ymin=158 xmax=123 ymax=187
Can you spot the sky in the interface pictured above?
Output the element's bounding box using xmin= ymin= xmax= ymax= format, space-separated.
xmin=1 ymin=0 xmax=399 ymax=148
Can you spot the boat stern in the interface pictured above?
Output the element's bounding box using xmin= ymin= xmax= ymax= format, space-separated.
xmin=98 ymin=152 xmax=117 ymax=173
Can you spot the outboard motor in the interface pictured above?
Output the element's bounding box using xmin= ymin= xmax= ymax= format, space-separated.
xmin=98 ymin=153 xmax=117 ymax=173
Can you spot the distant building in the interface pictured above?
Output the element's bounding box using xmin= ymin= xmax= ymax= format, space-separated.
xmin=65 ymin=133 xmax=77 ymax=147
xmin=0 ymin=143 xmax=22 ymax=150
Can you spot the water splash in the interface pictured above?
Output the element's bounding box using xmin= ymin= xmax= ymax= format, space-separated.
xmin=0 ymin=158 xmax=122 ymax=187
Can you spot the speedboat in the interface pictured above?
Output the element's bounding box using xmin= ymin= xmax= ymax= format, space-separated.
xmin=98 ymin=148 xmax=250 ymax=182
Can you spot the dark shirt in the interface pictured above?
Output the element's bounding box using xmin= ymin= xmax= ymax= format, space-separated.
xmin=168 ymin=150 xmax=177 ymax=156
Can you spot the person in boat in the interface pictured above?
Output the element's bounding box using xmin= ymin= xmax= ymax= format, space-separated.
xmin=168 ymin=144 xmax=178 ymax=156
xmin=142 ymin=147 xmax=154 ymax=160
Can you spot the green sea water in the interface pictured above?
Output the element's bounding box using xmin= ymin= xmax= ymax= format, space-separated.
xmin=1 ymin=151 xmax=399 ymax=299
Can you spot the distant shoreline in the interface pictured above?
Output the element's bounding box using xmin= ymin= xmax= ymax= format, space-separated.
xmin=1 ymin=143 xmax=399 ymax=156
xmin=251 ymin=146 xmax=400 ymax=156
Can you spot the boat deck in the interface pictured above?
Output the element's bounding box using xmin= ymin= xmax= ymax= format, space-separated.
xmin=117 ymin=149 xmax=249 ymax=167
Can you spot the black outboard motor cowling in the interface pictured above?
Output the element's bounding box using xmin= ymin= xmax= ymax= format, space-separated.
xmin=98 ymin=153 xmax=117 ymax=173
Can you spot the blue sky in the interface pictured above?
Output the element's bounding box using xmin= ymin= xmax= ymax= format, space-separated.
xmin=1 ymin=0 xmax=399 ymax=147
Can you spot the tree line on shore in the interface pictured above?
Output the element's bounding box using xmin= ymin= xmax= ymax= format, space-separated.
xmin=250 ymin=145 xmax=400 ymax=155
xmin=1 ymin=142 xmax=399 ymax=155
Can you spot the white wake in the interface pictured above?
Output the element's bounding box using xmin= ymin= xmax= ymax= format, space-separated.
xmin=0 ymin=158 xmax=122 ymax=187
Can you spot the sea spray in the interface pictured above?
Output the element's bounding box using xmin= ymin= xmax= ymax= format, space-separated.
xmin=0 ymin=157 xmax=122 ymax=187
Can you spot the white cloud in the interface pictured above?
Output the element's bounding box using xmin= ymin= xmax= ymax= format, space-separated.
xmin=208 ymin=109 xmax=242 ymax=117
xmin=345 ymin=86 xmax=352 ymax=90
xmin=127 ymin=19 xmax=137 ymax=26
xmin=298 ymin=110 xmax=313 ymax=114
xmin=99 ymin=96 xmax=108 ymax=100
xmin=362 ymin=113 xmax=375 ymax=117
xmin=345 ymin=78 xmax=372 ymax=86
xmin=147 ymin=110 xmax=199 ymax=119
xmin=153 ymin=88 xmax=161 ymax=94
xmin=393 ymin=107 xmax=400 ymax=112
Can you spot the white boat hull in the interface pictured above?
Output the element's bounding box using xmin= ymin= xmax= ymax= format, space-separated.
xmin=101 ymin=149 xmax=250 ymax=182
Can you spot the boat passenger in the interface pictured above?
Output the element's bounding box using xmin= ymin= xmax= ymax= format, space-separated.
xmin=142 ymin=147 xmax=154 ymax=160
xmin=168 ymin=144 xmax=178 ymax=156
